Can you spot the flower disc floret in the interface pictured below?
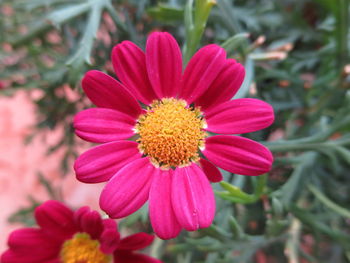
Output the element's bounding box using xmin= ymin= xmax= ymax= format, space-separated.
xmin=135 ymin=98 xmax=206 ymax=168
xmin=60 ymin=233 xmax=110 ymax=263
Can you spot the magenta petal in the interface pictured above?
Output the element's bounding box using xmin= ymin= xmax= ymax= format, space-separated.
xmin=82 ymin=70 xmax=141 ymax=118
xmin=73 ymin=206 xmax=89 ymax=229
xmin=74 ymin=141 xmax=141 ymax=183
xmin=5 ymin=229 xmax=60 ymax=262
xmin=99 ymin=219 xmax=120 ymax=253
xmin=100 ymin=158 xmax=155 ymax=218
xmin=149 ymin=169 xmax=182 ymax=239
xmin=199 ymin=158 xmax=223 ymax=183
xmin=114 ymin=251 xmax=162 ymax=263
xmin=203 ymin=135 xmax=273 ymax=176
xmin=179 ymin=44 xmax=226 ymax=104
xmin=205 ymin=98 xmax=274 ymax=134
xmin=34 ymin=200 xmax=76 ymax=240
xmin=74 ymin=108 xmax=136 ymax=143
xmin=172 ymin=164 xmax=215 ymax=231
xmin=195 ymin=59 xmax=245 ymax=110
xmin=8 ymin=228 xmax=58 ymax=249
xmin=1 ymin=249 xmax=58 ymax=263
xmin=43 ymin=259 xmax=60 ymax=263
xmin=99 ymin=219 xmax=120 ymax=254
xmin=146 ymin=32 xmax=182 ymax=98
xmin=117 ymin=233 xmax=154 ymax=251
xmin=1 ymin=250 xmax=24 ymax=263
xmin=112 ymin=41 xmax=157 ymax=104
xmin=102 ymin=218 xmax=119 ymax=232
xmin=79 ymin=208 xmax=103 ymax=239
xmin=100 ymin=229 xmax=120 ymax=254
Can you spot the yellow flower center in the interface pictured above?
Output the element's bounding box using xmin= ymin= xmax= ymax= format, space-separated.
xmin=135 ymin=98 xmax=206 ymax=168
xmin=60 ymin=233 xmax=111 ymax=263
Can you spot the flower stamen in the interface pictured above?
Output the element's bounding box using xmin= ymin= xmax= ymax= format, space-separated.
xmin=60 ymin=233 xmax=110 ymax=263
xmin=135 ymin=98 xmax=206 ymax=168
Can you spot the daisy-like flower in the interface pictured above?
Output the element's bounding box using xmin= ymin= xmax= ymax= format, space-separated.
xmin=1 ymin=200 xmax=161 ymax=263
xmin=74 ymin=32 xmax=274 ymax=239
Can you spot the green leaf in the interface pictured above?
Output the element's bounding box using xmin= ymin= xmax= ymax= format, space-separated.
xmin=215 ymin=191 xmax=252 ymax=204
xmin=147 ymin=4 xmax=184 ymax=23
xmin=333 ymin=145 xmax=350 ymax=166
xmin=8 ymin=197 xmax=40 ymax=226
xmin=217 ymin=177 xmax=267 ymax=205
xmin=199 ymin=224 xmax=231 ymax=241
xmin=290 ymin=205 xmax=350 ymax=249
xmin=66 ymin=1 xmax=105 ymax=67
xmin=219 ymin=181 xmax=256 ymax=202
xmin=37 ymin=173 xmax=62 ymax=200
xmin=308 ymin=184 xmax=350 ymax=218
xmin=215 ymin=0 xmax=243 ymax=34
xmin=105 ymin=2 xmax=127 ymax=32
xmin=46 ymin=2 xmax=91 ymax=26
xmin=228 ymin=216 xmax=244 ymax=239
xmin=271 ymin=197 xmax=284 ymax=216
xmin=272 ymin=152 xmax=317 ymax=207
xmin=221 ymin=32 xmax=249 ymax=55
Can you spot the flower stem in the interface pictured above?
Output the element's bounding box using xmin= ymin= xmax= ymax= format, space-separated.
xmin=183 ymin=0 xmax=216 ymax=65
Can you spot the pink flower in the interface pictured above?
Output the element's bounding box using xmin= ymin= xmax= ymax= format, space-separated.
xmin=74 ymin=32 xmax=274 ymax=239
xmin=1 ymin=200 xmax=161 ymax=263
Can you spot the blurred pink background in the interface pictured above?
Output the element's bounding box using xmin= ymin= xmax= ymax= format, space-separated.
xmin=0 ymin=90 xmax=103 ymax=253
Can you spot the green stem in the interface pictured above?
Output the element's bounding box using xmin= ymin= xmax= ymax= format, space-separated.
xmin=183 ymin=0 xmax=216 ymax=65
xmin=254 ymin=174 xmax=267 ymax=197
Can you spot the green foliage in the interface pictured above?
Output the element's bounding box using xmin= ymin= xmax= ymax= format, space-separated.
xmin=1 ymin=0 xmax=350 ymax=262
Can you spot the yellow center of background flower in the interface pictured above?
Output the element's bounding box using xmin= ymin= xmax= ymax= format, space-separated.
xmin=136 ymin=98 xmax=206 ymax=168
xmin=60 ymin=233 xmax=111 ymax=263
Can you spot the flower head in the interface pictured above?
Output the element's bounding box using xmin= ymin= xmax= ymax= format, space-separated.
xmin=74 ymin=32 xmax=274 ymax=239
xmin=1 ymin=200 xmax=160 ymax=263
